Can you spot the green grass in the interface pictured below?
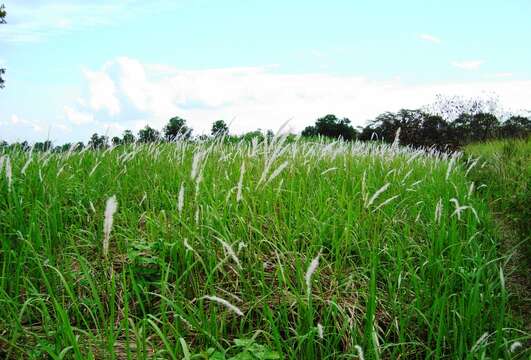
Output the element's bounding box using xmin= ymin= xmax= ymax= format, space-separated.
xmin=465 ymin=138 xmax=530 ymax=335
xmin=0 ymin=138 xmax=528 ymax=359
xmin=465 ymin=138 xmax=530 ymax=237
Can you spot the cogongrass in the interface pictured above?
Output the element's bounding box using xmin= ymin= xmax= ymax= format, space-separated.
xmin=0 ymin=138 xmax=528 ymax=358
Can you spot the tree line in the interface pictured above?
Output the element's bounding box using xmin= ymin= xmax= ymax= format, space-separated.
xmin=2 ymin=102 xmax=528 ymax=153
xmin=303 ymin=95 xmax=529 ymax=149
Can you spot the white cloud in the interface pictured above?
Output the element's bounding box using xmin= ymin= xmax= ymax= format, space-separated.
xmin=63 ymin=105 xmax=94 ymax=125
xmin=418 ymin=34 xmax=441 ymax=44
xmin=82 ymin=68 xmax=121 ymax=116
xmin=0 ymin=114 xmax=73 ymax=143
xmin=451 ymin=60 xmax=484 ymax=70
xmin=69 ymin=57 xmax=531 ymax=137
xmin=9 ymin=114 xmax=44 ymax=133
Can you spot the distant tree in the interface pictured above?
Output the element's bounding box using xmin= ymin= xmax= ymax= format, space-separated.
xmin=122 ymin=130 xmax=135 ymax=144
xmin=417 ymin=114 xmax=450 ymax=148
xmin=164 ymin=116 xmax=192 ymax=140
xmin=54 ymin=143 xmax=73 ymax=153
xmin=0 ymin=4 xmax=6 ymax=89
xmin=211 ymin=120 xmax=229 ymax=137
xmin=500 ymin=115 xmax=531 ymax=139
xmin=34 ymin=141 xmax=53 ymax=152
xmin=138 ymin=125 xmax=160 ymax=143
xmin=359 ymin=111 xmax=406 ymax=143
xmin=266 ymin=129 xmax=275 ymax=140
xmin=301 ymin=125 xmax=318 ymax=137
xmin=302 ymin=114 xmax=357 ymax=140
xmin=241 ymin=130 xmax=265 ymax=142
xmin=88 ymin=133 xmax=108 ymax=149
xmin=469 ymin=112 xmax=500 ymax=141
xmin=111 ymin=136 xmax=122 ymax=146
xmin=359 ymin=109 xmax=452 ymax=149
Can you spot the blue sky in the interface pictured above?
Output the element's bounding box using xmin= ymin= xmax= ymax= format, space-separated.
xmin=1 ymin=0 xmax=530 ymax=143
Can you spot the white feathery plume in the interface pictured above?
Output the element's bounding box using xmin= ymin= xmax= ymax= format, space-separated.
xmin=391 ymin=127 xmax=401 ymax=149
xmin=236 ymin=161 xmax=245 ymax=202
xmin=183 ymin=238 xmax=194 ymax=252
xmin=366 ymin=183 xmax=390 ymax=208
xmin=89 ymin=161 xmax=101 ymax=177
xmin=317 ymin=323 xmax=324 ymax=339
xmin=372 ymin=195 xmax=399 ymax=212
xmin=470 ymin=332 xmax=489 ymax=352
xmin=354 ymin=345 xmax=365 ymax=360
xmin=216 ymin=237 xmax=242 ymax=269
xmin=510 ymin=341 xmax=522 ymax=353
xmin=265 ymin=161 xmax=289 ymax=185
xmin=21 ymin=156 xmax=33 ymax=175
xmin=5 ymin=156 xmax=12 ymax=191
xmin=190 ymin=150 xmax=204 ymax=180
xmin=320 ymin=167 xmax=337 ymax=176
xmin=445 ymin=156 xmax=455 ymax=180
xmin=467 ymin=182 xmax=475 ymax=198
xmin=202 ymin=295 xmax=244 ymax=316
xmin=305 ymin=251 xmax=321 ymax=295
xmin=434 ymin=198 xmax=443 ymax=223
xmin=139 ymin=192 xmax=147 ymax=206
xmin=465 ymin=158 xmax=479 ymax=177
xmin=103 ymin=195 xmax=118 ymax=257
xmin=178 ymin=182 xmax=185 ymax=214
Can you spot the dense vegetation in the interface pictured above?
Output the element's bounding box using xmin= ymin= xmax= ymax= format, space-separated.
xmin=465 ymin=139 xmax=530 ymax=325
xmin=1 ymin=137 xmax=528 ymax=358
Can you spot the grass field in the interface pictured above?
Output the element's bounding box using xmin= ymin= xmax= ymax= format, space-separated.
xmin=0 ymin=137 xmax=528 ymax=359
xmin=465 ymin=139 xmax=530 ymax=336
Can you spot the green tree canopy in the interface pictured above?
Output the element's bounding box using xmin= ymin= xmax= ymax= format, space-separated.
xmin=211 ymin=120 xmax=229 ymax=137
xmin=88 ymin=133 xmax=108 ymax=149
xmin=302 ymin=114 xmax=357 ymax=140
xmin=122 ymin=130 xmax=136 ymax=144
xmin=164 ymin=117 xmax=192 ymax=140
xmin=138 ymin=125 xmax=160 ymax=143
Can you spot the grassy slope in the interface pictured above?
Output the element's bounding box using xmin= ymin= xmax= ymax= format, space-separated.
xmin=465 ymin=139 xmax=530 ymax=335
xmin=0 ymin=139 xmax=527 ymax=359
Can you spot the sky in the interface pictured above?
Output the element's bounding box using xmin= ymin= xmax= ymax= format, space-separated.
xmin=1 ymin=0 xmax=530 ymax=144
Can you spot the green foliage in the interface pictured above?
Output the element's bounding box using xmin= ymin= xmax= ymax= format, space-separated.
xmin=165 ymin=116 xmax=192 ymax=140
xmin=211 ymin=120 xmax=229 ymax=137
xmin=88 ymin=133 xmax=108 ymax=149
xmin=122 ymin=129 xmax=136 ymax=144
xmin=138 ymin=125 xmax=161 ymax=143
xmin=0 ymin=139 xmax=527 ymax=358
xmin=359 ymin=108 xmax=530 ymax=149
xmin=187 ymin=338 xmax=279 ymax=359
xmin=465 ymin=138 xmax=530 ymax=239
xmin=302 ymin=114 xmax=357 ymax=140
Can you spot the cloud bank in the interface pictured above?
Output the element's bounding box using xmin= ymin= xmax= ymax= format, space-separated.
xmin=59 ymin=57 xmax=531 ymax=138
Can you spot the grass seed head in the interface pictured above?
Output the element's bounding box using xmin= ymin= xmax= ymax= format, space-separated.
xmin=103 ymin=195 xmax=118 ymax=257
xmin=305 ymin=251 xmax=321 ymax=295
xmin=202 ymin=295 xmax=244 ymax=316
